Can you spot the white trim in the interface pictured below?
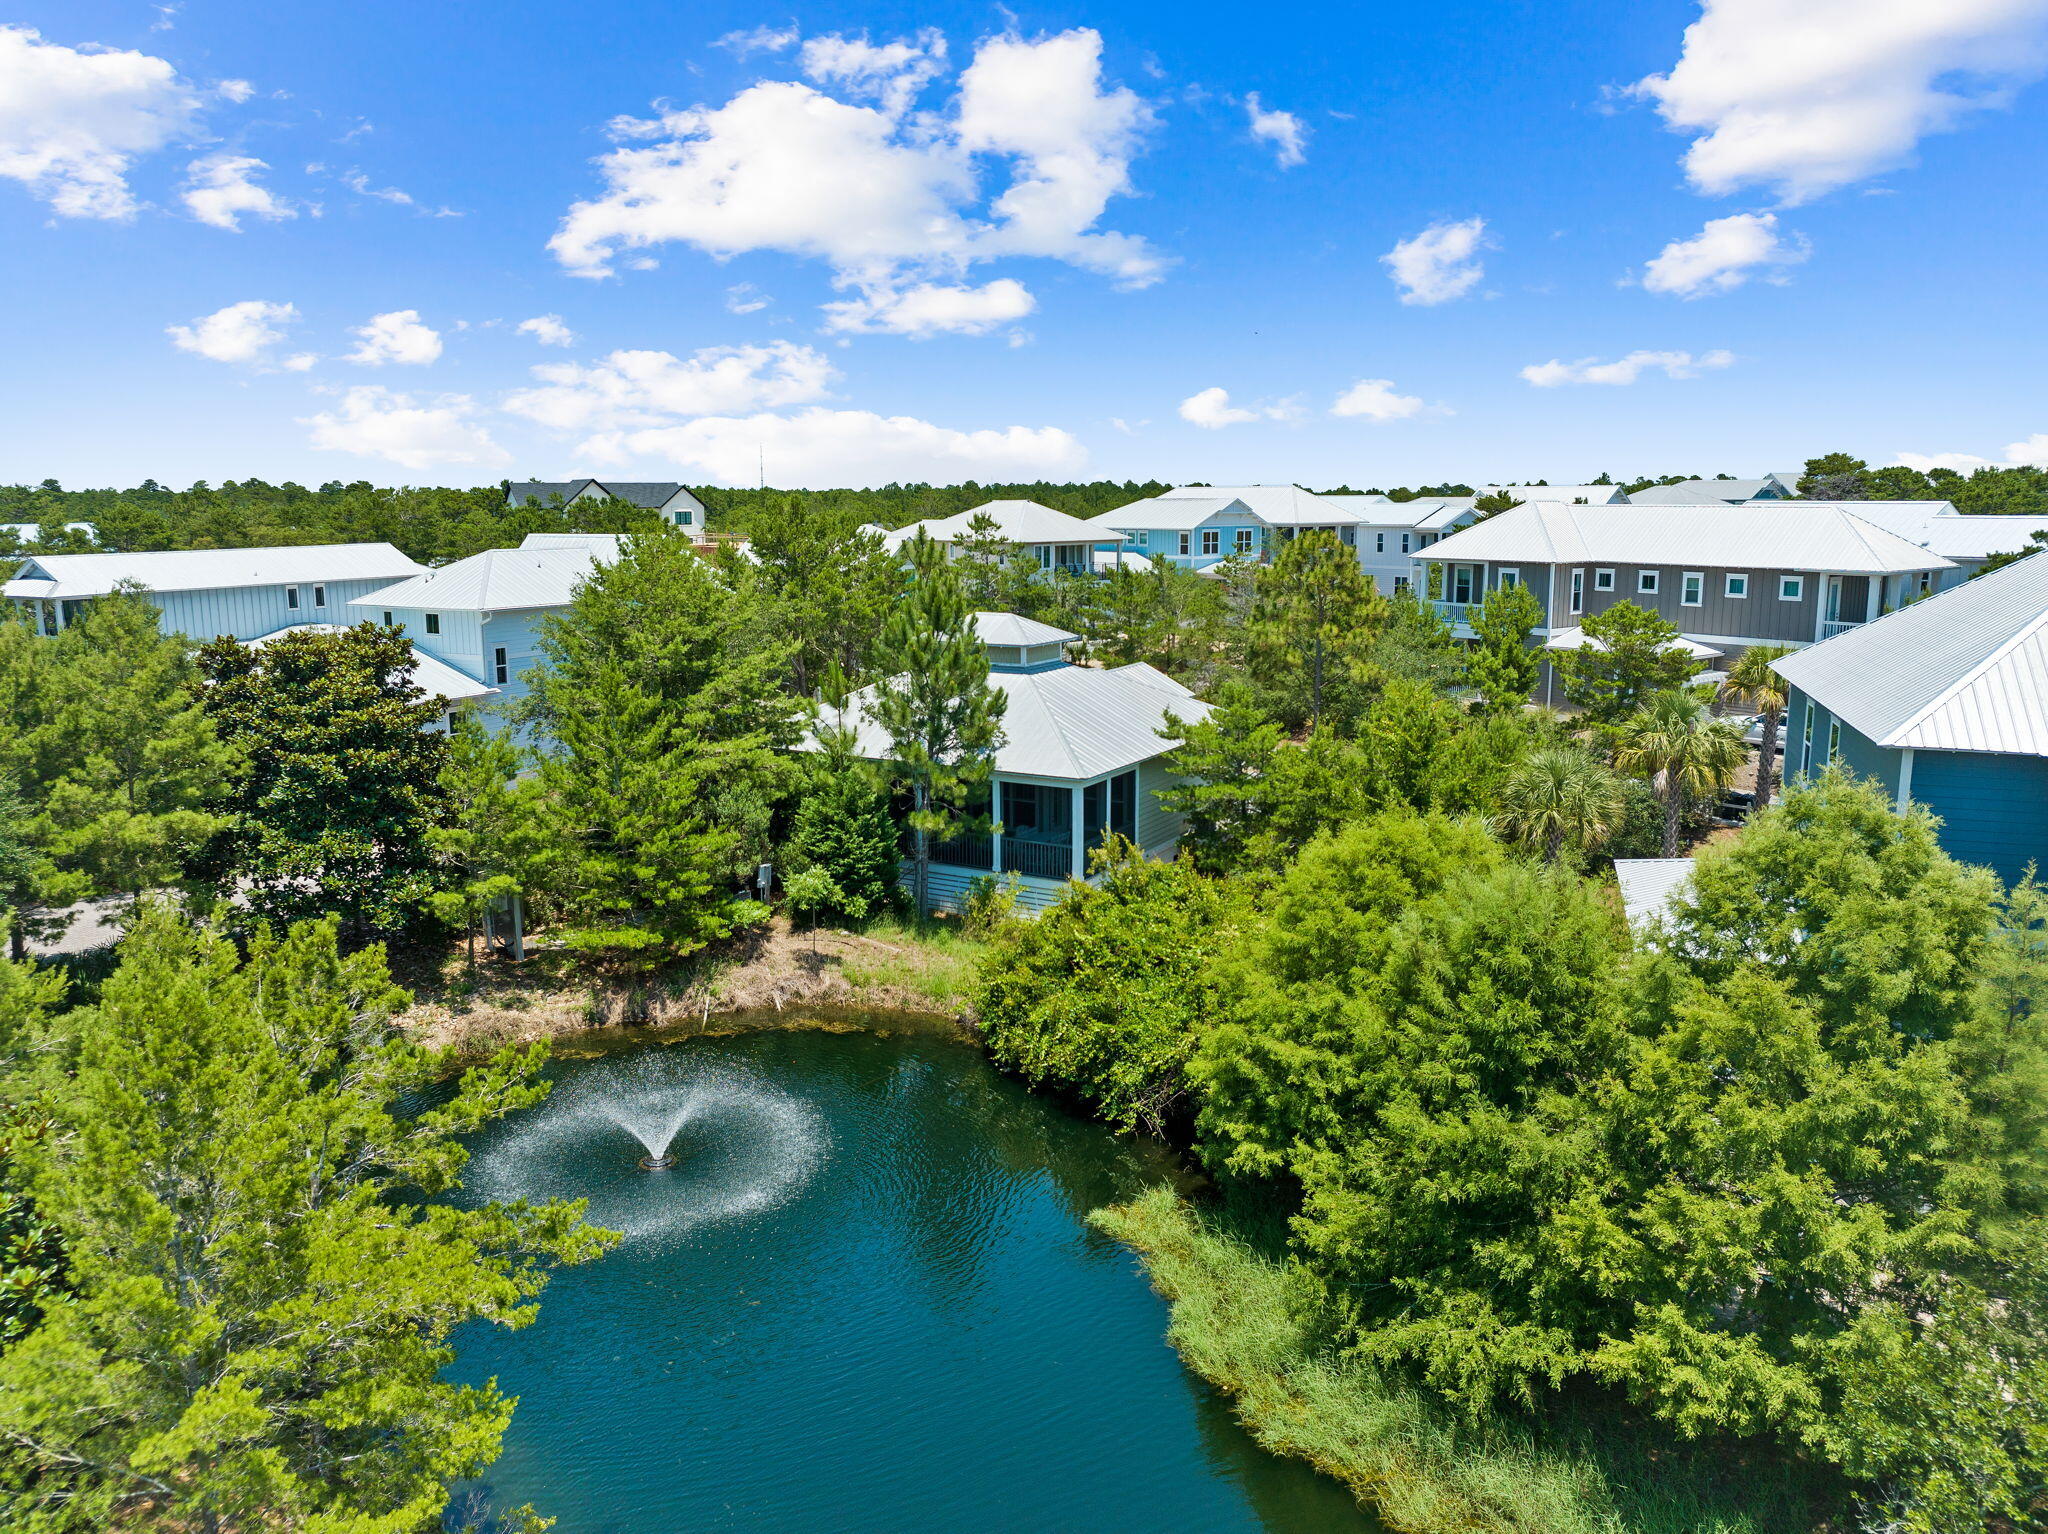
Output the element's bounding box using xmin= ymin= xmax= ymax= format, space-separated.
xmin=1638 ymin=569 xmax=1660 ymax=595
xmin=1725 ymin=572 xmax=1749 ymax=599
xmin=1778 ymin=574 xmax=1805 ymax=602
xmin=1569 ymin=567 xmax=1585 ymax=615
xmin=1497 ymin=566 xmax=1521 ymax=589
xmin=1681 ymin=571 xmax=1704 ymax=607
xmin=1895 ymin=747 xmax=1915 ymax=812
xmin=1593 ymin=567 xmax=1615 ymax=592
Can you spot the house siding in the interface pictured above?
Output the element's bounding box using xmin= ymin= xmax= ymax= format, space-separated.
xmin=1907 ymin=750 xmax=2048 ymax=888
xmin=146 ymin=577 xmax=403 ymax=642
xmin=373 ymin=604 xmax=553 ymax=732
xmin=914 ymin=862 xmax=1072 ymax=915
xmin=1581 ymin=564 xmax=1820 ymax=645
xmin=1137 ymin=758 xmax=1186 ymax=856
xmin=1783 ymin=687 xmax=1901 ymax=796
xmin=1106 ymin=505 xmax=1268 ymax=570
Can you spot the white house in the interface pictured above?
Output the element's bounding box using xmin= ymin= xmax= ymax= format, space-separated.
xmin=1481 ymin=483 xmax=1629 ymax=506
xmin=880 ymin=499 xmax=1120 ymax=575
xmin=828 ymin=612 xmax=1212 ymax=914
xmin=506 ymin=479 xmax=707 ymax=531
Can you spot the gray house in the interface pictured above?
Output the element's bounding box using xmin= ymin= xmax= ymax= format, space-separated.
xmin=1774 ymin=551 xmax=2048 ymax=888
xmin=830 ymin=612 xmax=1211 ymax=914
xmin=1824 ymin=499 xmax=2048 ymax=591
xmin=506 ymin=479 xmax=707 ymax=531
xmin=1411 ymin=500 xmax=1952 ymax=660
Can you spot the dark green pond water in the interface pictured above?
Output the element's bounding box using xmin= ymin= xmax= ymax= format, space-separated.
xmin=447 ymin=1020 xmax=1384 ymax=1533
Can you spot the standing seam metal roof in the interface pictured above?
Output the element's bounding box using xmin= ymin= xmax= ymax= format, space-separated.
xmin=3 ymin=543 xmax=425 ymax=600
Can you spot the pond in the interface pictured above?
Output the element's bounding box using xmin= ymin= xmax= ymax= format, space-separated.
xmin=447 ymin=1019 xmax=1385 ymax=1533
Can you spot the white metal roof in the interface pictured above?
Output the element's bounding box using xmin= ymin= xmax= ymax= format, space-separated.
xmin=1095 ymin=494 xmax=1255 ymax=531
xmin=1418 ymin=500 xmax=1952 ymax=576
xmin=1156 ymin=484 xmax=1368 ymax=527
xmin=350 ymin=540 xmax=615 ymax=613
xmin=888 ymin=499 xmax=1108 ymax=549
xmin=837 ymin=660 xmax=1210 ymax=780
xmin=1773 ymin=550 xmax=2048 ymax=757
xmin=3 ymin=542 xmax=425 ymax=601
xmin=1483 ymin=484 xmax=1628 ymax=505
xmin=246 ymin=624 xmax=496 ymax=702
xmin=1093 ymin=548 xmax=1155 ymax=573
xmin=517 ymin=532 xmax=629 ymax=556
xmin=973 ymin=611 xmax=1077 ymax=647
xmin=1615 ymin=858 xmax=1695 ymax=930
xmin=1626 ymin=478 xmax=1788 ymax=505
xmin=1836 ymin=501 xmax=2048 ymax=562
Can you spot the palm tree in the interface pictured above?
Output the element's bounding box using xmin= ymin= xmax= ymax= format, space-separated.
xmin=1491 ymin=747 xmax=1627 ymax=864
xmin=1723 ymin=644 xmax=1793 ymax=807
xmin=1615 ymin=692 xmax=1749 ymax=856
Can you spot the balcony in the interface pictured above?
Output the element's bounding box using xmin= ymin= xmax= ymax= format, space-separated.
xmin=928 ymin=835 xmax=992 ymax=872
xmin=1819 ymin=619 xmax=1864 ymax=641
xmin=999 ymin=836 xmax=1073 ymax=880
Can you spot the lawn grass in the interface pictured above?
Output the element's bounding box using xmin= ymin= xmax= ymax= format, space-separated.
xmin=1092 ymin=1186 xmax=1847 ymax=1534
xmin=829 ymin=913 xmax=989 ymax=1015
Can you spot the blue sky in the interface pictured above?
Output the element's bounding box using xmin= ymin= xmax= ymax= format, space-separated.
xmin=6 ymin=0 xmax=2048 ymax=490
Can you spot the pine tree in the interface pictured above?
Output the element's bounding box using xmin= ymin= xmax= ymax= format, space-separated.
xmin=426 ymin=716 xmax=550 ymax=970
xmin=1464 ymin=580 xmax=1543 ymax=710
xmin=867 ymin=533 xmax=1007 ymax=916
xmin=1247 ymin=530 xmax=1385 ymax=731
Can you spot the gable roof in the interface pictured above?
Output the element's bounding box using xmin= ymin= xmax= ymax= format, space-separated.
xmin=1483 ymin=484 xmax=1628 ymax=505
xmin=836 ymin=661 xmax=1210 ymax=780
xmin=974 ymin=611 xmax=1077 ymax=647
xmin=1626 ymin=477 xmax=1790 ymax=505
xmin=505 ymin=479 xmax=696 ymax=510
xmin=888 ymin=499 xmax=1108 ymax=549
xmin=1419 ymin=500 xmax=1951 ymax=576
xmin=1156 ymin=483 xmax=1368 ymax=526
xmin=350 ymin=535 xmax=620 ymax=613
xmin=1774 ymin=550 xmax=2048 ymax=757
xmin=4 ymin=543 xmax=425 ymax=601
xmin=1096 ymin=494 xmax=1256 ymax=531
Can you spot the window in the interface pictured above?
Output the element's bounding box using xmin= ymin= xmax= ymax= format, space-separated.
xmin=1178 ymin=531 xmax=1190 ymax=557
xmin=1681 ymin=571 xmax=1704 ymax=607
xmin=1201 ymin=529 xmax=1220 ymax=556
xmin=1497 ymin=567 xmax=1521 ymax=589
xmin=1779 ymin=575 xmax=1804 ymax=602
xmin=1400 ymin=533 xmax=1412 ymax=554
xmin=425 ymin=612 xmax=440 ymax=635
xmin=312 ymin=584 xmax=326 ymax=609
xmin=1235 ymin=527 xmax=1255 ymax=554
xmin=1725 ymin=573 xmax=1749 ymax=599
xmin=1594 ymin=568 xmax=1615 ymax=592
xmin=493 ymin=646 xmax=509 ymax=685
xmin=1917 ymin=571 xmax=1933 ymax=595
xmin=1393 ymin=575 xmax=1410 ymax=593
xmin=1340 ymin=527 xmax=1355 ymax=547
xmin=1449 ymin=564 xmax=1477 ymax=604
xmin=381 ymin=610 xmax=393 ymax=626
xmin=1569 ymin=568 xmax=1585 ymax=615
xmin=675 ymin=507 xmax=694 ymax=527
xmin=285 ymin=585 xmax=300 ymax=610
xmin=1637 ymin=570 xmax=1660 ymax=595
xmin=1801 ymin=702 xmax=1814 ymax=773
xmin=1375 ymin=532 xmax=1386 ymax=553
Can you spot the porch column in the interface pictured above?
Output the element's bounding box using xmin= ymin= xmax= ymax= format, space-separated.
xmin=1071 ymin=784 xmax=1085 ymax=879
xmin=990 ymin=774 xmax=1003 ymax=877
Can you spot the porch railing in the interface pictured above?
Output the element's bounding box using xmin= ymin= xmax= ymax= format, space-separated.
xmin=927 ymin=835 xmax=992 ymax=872
xmin=1820 ymin=619 xmax=1864 ymax=640
xmin=1000 ymin=838 xmax=1072 ymax=880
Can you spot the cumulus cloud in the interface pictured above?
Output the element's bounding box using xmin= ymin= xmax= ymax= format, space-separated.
xmin=179 ymin=152 xmax=293 ymax=229
xmin=501 ymin=341 xmax=836 ymax=432
xmin=800 ymin=29 xmax=947 ymax=116
xmin=1897 ymin=432 xmax=2048 ymax=473
xmin=1640 ymin=210 xmax=1809 ymax=297
xmin=1330 ymin=377 xmax=1429 ymax=422
xmin=344 ymin=309 xmax=443 ymax=366
xmin=0 ymin=24 xmax=202 ymax=218
xmin=303 ymin=386 xmax=508 ymax=470
xmin=548 ymin=28 xmax=1161 ymax=328
xmin=1244 ymin=93 xmax=1307 ymax=167
xmin=1381 ymin=217 xmax=1488 ymax=305
xmin=165 ymin=298 xmax=299 ymax=364
xmin=1177 ymin=386 xmax=1302 ymax=429
xmin=516 ymin=313 xmax=575 ymax=347
xmin=590 ymin=406 xmax=1086 ymax=487
xmin=821 ymin=277 xmax=1035 ymax=337
xmin=1520 ymin=349 xmax=1736 ymax=386
xmin=1630 ymin=0 xmax=2048 ymax=204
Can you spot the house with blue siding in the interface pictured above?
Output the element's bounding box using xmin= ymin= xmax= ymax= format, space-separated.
xmin=826 ymin=612 xmax=1212 ymax=914
xmin=1097 ymin=484 xmax=1373 ymax=573
xmin=349 ymin=532 xmax=620 ymax=729
xmin=3 ymin=543 xmax=426 ymax=640
xmin=1773 ymin=551 xmax=2048 ymax=888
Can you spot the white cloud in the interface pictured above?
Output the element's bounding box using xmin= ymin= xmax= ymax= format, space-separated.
xmin=165 ymin=299 xmax=299 ymax=364
xmin=1330 ymin=377 xmax=1428 ymax=422
xmin=338 ymin=167 xmax=459 ymax=217
xmin=1640 ymin=210 xmax=1809 ymax=297
xmin=800 ymin=29 xmax=946 ymax=116
xmin=1177 ymin=386 xmax=1303 ymax=429
xmin=1520 ymin=349 xmax=1737 ymax=386
xmin=302 ymin=386 xmax=508 ymax=470
xmin=592 ymin=406 xmax=1086 ymax=487
xmin=179 ymin=152 xmax=293 ymax=230
xmin=1630 ymin=0 xmax=2048 ymax=204
xmin=1897 ymin=432 xmax=2048 ymax=473
xmin=215 ymin=78 xmax=254 ymax=103
xmin=715 ymin=24 xmax=799 ymax=57
xmin=1244 ymin=93 xmax=1307 ymax=167
xmin=822 ymin=277 xmax=1035 ymax=337
xmin=516 ymin=313 xmax=575 ymax=347
xmin=501 ymin=341 xmax=836 ymax=432
xmin=725 ymin=283 xmax=770 ymax=314
xmin=549 ymin=28 xmax=1161 ymax=325
xmin=1381 ymin=217 xmax=1488 ymax=305
xmin=344 ymin=309 xmax=443 ymax=366
xmin=282 ymin=351 xmax=317 ymax=371
xmin=0 ymin=24 xmax=201 ymax=218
